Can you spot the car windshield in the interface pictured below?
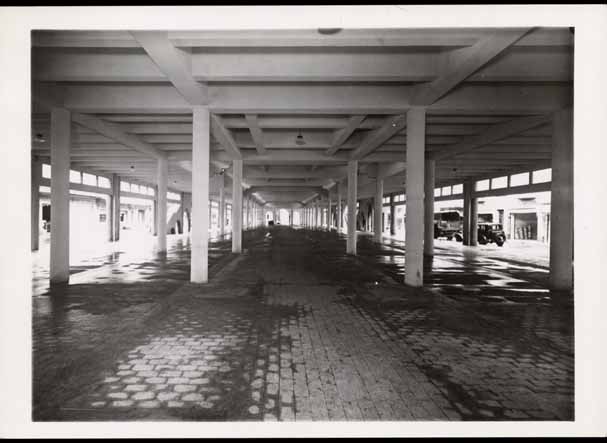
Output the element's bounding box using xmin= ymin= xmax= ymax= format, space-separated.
xmin=492 ymin=224 xmax=503 ymax=230
xmin=440 ymin=212 xmax=460 ymax=222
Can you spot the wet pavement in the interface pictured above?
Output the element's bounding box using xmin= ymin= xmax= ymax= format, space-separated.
xmin=32 ymin=226 xmax=573 ymax=421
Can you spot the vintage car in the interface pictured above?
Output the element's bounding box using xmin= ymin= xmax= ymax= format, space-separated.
xmin=477 ymin=223 xmax=506 ymax=247
xmin=434 ymin=210 xmax=463 ymax=241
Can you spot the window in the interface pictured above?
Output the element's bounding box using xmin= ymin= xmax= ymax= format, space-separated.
xmin=130 ymin=183 xmax=140 ymax=194
xmin=98 ymin=176 xmax=111 ymax=188
xmin=441 ymin=186 xmax=451 ymax=196
xmin=532 ymin=168 xmax=552 ymax=184
xmin=510 ymin=172 xmax=530 ymax=187
xmin=39 ymin=186 xmax=50 ymax=193
xmin=168 ymin=192 xmax=181 ymax=201
xmin=475 ymin=179 xmax=490 ymax=191
xmin=452 ymin=184 xmax=463 ymax=195
xmin=82 ymin=172 xmax=97 ymax=186
xmin=121 ymin=181 xmax=131 ymax=192
xmin=147 ymin=187 xmax=155 ymax=196
xmin=42 ymin=164 xmax=51 ymax=179
xmin=434 ymin=188 xmax=441 ymax=197
xmin=491 ymin=176 xmax=508 ymax=189
xmin=70 ymin=170 xmax=81 ymax=184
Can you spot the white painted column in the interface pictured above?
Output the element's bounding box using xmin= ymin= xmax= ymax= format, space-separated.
xmin=337 ymin=182 xmax=343 ymax=231
xmin=232 ymin=159 xmax=243 ymax=253
xmin=346 ymin=160 xmax=358 ymax=255
xmin=290 ymin=209 xmax=294 ymax=227
xmin=424 ymin=159 xmax=435 ymax=255
xmin=470 ymin=195 xmax=478 ymax=247
xmin=328 ymin=193 xmax=332 ymax=229
xmin=153 ymin=188 xmax=158 ymax=236
xmin=156 ymin=157 xmax=168 ymax=252
xmin=404 ymin=108 xmax=426 ymax=287
xmin=463 ymin=181 xmax=472 ymax=246
xmin=111 ymin=173 xmax=121 ymax=242
xmin=191 ymin=107 xmax=210 ymax=283
xmin=50 ymin=108 xmax=71 ymax=284
xmin=31 ymin=158 xmax=41 ymax=251
xmin=219 ymin=172 xmax=225 ymax=236
xmin=550 ymin=108 xmax=574 ymax=291
xmin=374 ymin=175 xmax=383 ymax=242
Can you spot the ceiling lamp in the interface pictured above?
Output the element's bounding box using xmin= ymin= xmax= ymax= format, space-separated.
xmin=295 ymin=130 xmax=306 ymax=146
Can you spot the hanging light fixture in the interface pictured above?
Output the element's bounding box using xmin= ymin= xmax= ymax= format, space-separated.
xmin=295 ymin=130 xmax=306 ymax=146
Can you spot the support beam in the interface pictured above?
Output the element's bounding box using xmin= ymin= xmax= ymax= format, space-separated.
xmin=191 ymin=106 xmax=210 ymax=283
xmin=404 ymin=108 xmax=426 ymax=287
xmin=549 ymin=108 xmax=573 ymax=291
xmin=346 ymin=160 xmax=358 ymax=254
xmin=326 ymin=115 xmax=366 ymax=156
xmin=232 ymin=159 xmax=243 ymax=253
xmin=157 ymin=157 xmax=168 ymax=252
xmin=349 ymin=115 xmax=406 ymax=160
xmin=71 ymin=112 xmax=165 ymax=160
xmin=131 ymin=31 xmax=209 ymax=105
xmin=245 ymin=114 xmax=267 ymax=155
xmin=424 ymin=159 xmax=435 ymax=256
xmin=211 ymin=114 xmax=243 ymax=159
xmin=432 ymin=114 xmax=551 ymax=161
xmin=111 ymin=173 xmax=121 ymax=241
xmin=374 ymin=175 xmax=383 ymax=242
xmin=411 ymin=28 xmax=532 ymax=105
xmin=31 ymin=159 xmax=41 ymax=251
xmin=50 ymin=108 xmax=71 ymax=284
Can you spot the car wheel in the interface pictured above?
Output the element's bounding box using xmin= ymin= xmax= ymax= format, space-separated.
xmin=454 ymin=233 xmax=463 ymax=242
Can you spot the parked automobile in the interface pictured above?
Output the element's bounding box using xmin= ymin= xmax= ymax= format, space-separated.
xmin=477 ymin=223 xmax=506 ymax=247
xmin=434 ymin=210 xmax=463 ymax=241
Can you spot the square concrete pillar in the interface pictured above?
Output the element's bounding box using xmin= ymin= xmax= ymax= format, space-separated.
xmin=111 ymin=173 xmax=121 ymax=242
xmin=50 ymin=107 xmax=71 ymax=284
xmin=374 ymin=175 xmax=384 ymax=242
xmin=156 ymin=157 xmax=168 ymax=252
xmin=424 ymin=159 xmax=435 ymax=255
xmin=347 ymin=160 xmax=358 ymax=255
xmin=218 ymin=173 xmax=225 ymax=236
xmin=463 ymin=181 xmax=473 ymax=246
xmin=153 ymin=187 xmax=158 ymax=236
xmin=405 ymin=108 xmax=426 ymax=287
xmin=232 ymin=159 xmax=243 ymax=253
xmin=31 ymin=158 xmax=41 ymax=251
xmin=389 ymin=195 xmax=396 ymax=236
xmin=470 ymin=195 xmax=478 ymax=247
xmin=337 ymin=182 xmax=343 ymax=231
xmin=549 ymin=108 xmax=573 ymax=291
xmin=191 ymin=106 xmax=210 ymax=283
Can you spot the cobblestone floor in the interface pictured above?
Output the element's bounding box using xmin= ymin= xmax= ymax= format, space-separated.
xmin=33 ymin=226 xmax=573 ymax=421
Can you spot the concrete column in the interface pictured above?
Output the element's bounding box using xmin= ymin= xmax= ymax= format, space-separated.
xmin=327 ymin=192 xmax=333 ymax=230
xmin=405 ymin=108 xmax=425 ymax=287
xmin=111 ymin=173 xmax=121 ymax=242
xmin=218 ymin=172 xmax=225 ymax=236
xmin=346 ymin=160 xmax=358 ymax=255
xmin=290 ymin=209 xmax=294 ymax=227
xmin=156 ymin=157 xmax=168 ymax=252
xmin=153 ymin=187 xmax=158 ymax=236
xmin=463 ymin=181 xmax=473 ymax=246
xmin=549 ymin=108 xmax=573 ymax=291
xmin=374 ymin=175 xmax=383 ymax=242
xmin=337 ymin=182 xmax=343 ymax=231
xmin=31 ymin=158 xmax=41 ymax=251
xmin=178 ymin=192 xmax=185 ymax=234
xmin=190 ymin=106 xmax=210 ymax=283
xmin=424 ymin=159 xmax=435 ymax=255
xmin=470 ymin=195 xmax=478 ymax=247
xmin=390 ymin=195 xmax=396 ymax=235
xmin=232 ymin=159 xmax=243 ymax=253
xmin=49 ymin=107 xmax=71 ymax=284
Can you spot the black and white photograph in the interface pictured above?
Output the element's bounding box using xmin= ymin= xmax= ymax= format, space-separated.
xmin=0 ymin=4 xmax=605 ymax=439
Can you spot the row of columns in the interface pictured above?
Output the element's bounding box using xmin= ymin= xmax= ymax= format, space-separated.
xmin=41 ymin=106 xmax=573 ymax=292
